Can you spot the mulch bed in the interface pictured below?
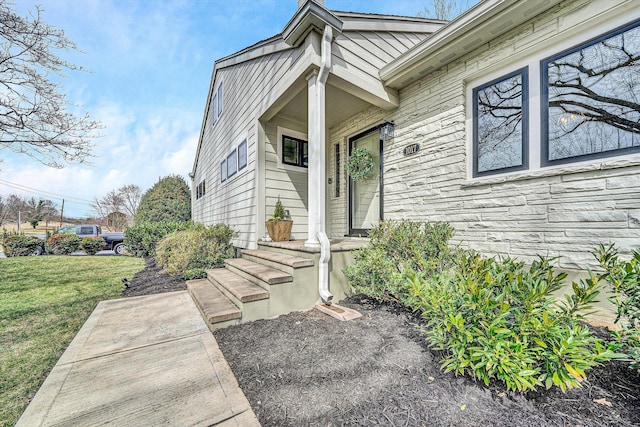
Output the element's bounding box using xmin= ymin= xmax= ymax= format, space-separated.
xmin=124 ymin=259 xmax=640 ymax=426
xmin=121 ymin=256 xmax=186 ymax=297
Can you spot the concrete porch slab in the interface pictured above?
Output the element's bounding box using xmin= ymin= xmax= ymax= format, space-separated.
xmin=16 ymin=291 xmax=259 ymax=427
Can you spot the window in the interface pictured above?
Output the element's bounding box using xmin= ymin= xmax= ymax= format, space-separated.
xmin=469 ymin=18 xmax=640 ymax=180
xmin=238 ymin=139 xmax=247 ymax=170
xmin=80 ymin=226 xmax=94 ymax=235
xmin=335 ymin=143 xmax=340 ymax=197
xmin=217 ymin=84 xmax=223 ymax=117
xmin=472 ymin=68 xmax=528 ymax=176
xmin=221 ymin=159 xmax=226 ymax=183
xmin=542 ymin=20 xmax=640 ymax=165
xmin=196 ymin=180 xmax=206 ymax=200
xmin=282 ymin=135 xmax=308 ymax=168
xmin=227 ymin=149 xmax=237 ymax=178
xmin=212 ymin=94 xmax=218 ymax=125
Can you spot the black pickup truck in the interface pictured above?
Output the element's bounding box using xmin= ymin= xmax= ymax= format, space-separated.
xmin=55 ymin=224 xmax=126 ymax=255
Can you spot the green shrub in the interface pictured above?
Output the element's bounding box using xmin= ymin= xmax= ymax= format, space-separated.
xmin=155 ymin=223 xmax=236 ymax=279
xmin=344 ymin=220 xmax=456 ymax=301
xmin=407 ymin=254 xmax=620 ymax=392
xmin=81 ymin=236 xmax=106 ymax=255
xmin=2 ymin=235 xmax=43 ymax=257
xmin=47 ymin=233 xmax=82 ymax=255
xmin=134 ymin=175 xmax=191 ymax=224
xmin=124 ymin=220 xmax=192 ymax=257
xmin=596 ymin=244 xmax=640 ymax=369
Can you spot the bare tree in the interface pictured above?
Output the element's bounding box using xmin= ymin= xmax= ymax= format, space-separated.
xmin=0 ymin=195 xmax=9 ymax=227
xmin=118 ymin=184 xmax=142 ymax=218
xmin=417 ymin=0 xmax=473 ymax=21
xmin=5 ymin=193 xmax=26 ymax=223
xmin=92 ymin=184 xmax=142 ymax=231
xmin=0 ymin=1 xmax=101 ymax=168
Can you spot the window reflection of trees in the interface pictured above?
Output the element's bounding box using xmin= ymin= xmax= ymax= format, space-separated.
xmin=475 ymin=71 xmax=525 ymax=173
xmin=546 ymin=23 xmax=640 ymax=161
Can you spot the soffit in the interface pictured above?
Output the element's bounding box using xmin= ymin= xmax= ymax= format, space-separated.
xmin=381 ymin=0 xmax=565 ymax=89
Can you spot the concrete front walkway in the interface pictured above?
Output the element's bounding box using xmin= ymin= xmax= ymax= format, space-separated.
xmin=16 ymin=291 xmax=260 ymax=426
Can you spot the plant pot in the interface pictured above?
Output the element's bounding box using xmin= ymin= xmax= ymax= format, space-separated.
xmin=266 ymin=220 xmax=293 ymax=242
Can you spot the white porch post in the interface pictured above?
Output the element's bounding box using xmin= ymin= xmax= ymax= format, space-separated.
xmin=305 ymin=69 xmax=326 ymax=248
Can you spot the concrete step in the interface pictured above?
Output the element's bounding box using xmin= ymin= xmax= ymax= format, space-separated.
xmin=207 ymin=268 xmax=269 ymax=308
xmin=186 ymin=279 xmax=241 ymax=329
xmin=225 ymin=258 xmax=293 ymax=289
xmin=241 ymin=249 xmax=314 ymax=275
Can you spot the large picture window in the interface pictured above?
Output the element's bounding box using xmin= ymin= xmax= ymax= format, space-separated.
xmin=542 ymin=20 xmax=640 ymax=165
xmin=473 ymin=68 xmax=528 ymax=176
xmin=282 ymin=135 xmax=308 ymax=168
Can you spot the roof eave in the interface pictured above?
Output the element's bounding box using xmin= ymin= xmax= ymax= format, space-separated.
xmin=380 ymin=0 xmax=565 ymax=89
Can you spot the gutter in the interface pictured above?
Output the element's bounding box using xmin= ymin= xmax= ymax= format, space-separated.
xmin=317 ymin=24 xmax=333 ymax=305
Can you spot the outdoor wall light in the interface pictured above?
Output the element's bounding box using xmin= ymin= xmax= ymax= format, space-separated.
xmin=380 ymin=122 xmax=395 ymax=141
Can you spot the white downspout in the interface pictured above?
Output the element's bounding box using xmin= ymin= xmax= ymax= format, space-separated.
xmin=317 ymin=24 xmax=333 ymax=305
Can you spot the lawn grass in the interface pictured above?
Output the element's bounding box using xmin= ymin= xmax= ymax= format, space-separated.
xmin=0 ymin=255 xmax=145 ymax=427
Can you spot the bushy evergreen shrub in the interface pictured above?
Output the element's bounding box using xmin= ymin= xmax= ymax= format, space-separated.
xmin=407 ymin=254 xmax=620 ymax=391
xmin=134 ymin=175 xmax=191 ymax=224
xmin=155 ymin=223 xmax=235 ymax=279
xmin=344 ymin=220 xmax=457 ymax=301
xmin=124 ymin=220 xmax=192 ymax=257
xmin=2 ymin=235 xmax=43 ymax=257
xmin=47 ymin=233 xmax=82 ymax=255
xmin=596 ymin=244 xmax=640 ymax=369
xmin=346 ymin=220 xmax=622 ymax=392
xmin=81 ymin=236 xmax=106 ymax=255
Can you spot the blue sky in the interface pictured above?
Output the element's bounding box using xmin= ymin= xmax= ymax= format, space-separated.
xmin=1 ymin=0 xmax=441 ymax=217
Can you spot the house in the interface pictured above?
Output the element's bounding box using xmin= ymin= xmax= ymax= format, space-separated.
xmin=189 ymin=0 xmax=640 ymax=327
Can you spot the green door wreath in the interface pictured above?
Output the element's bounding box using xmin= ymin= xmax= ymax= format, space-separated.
xmin=347 ymin=147 xmax=374 ymax=182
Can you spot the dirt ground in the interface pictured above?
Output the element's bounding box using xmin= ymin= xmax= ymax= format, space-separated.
xmin=125 ymin=259 xmax=640 ymax=426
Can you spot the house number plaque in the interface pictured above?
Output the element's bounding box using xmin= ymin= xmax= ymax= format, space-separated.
xmin=403 ymin=143 xmax=420 ymax=156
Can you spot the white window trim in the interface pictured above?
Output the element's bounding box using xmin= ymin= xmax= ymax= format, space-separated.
xmin=221 ymin=133 xmax=249 ymax=184
xmin=238 ymin=138 xmax=248 ymax=172
xmin=277 ymin=126 xmax=308 ymax=173
xmin=196 ymin=176 xmax=207 ymax=200
xmin=465 ymin=10 xmax=640 ymax=184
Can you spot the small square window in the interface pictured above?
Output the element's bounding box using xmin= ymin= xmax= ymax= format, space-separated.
xmin=221 ymin=159 xmax=226 ymax=183
xmin=282 ymin=135 xmax=308 ymax=168
xmin=238 ymin=139 xmax=247 ymax=170
xmin=227 ymin=149 xmax=237 ymax=178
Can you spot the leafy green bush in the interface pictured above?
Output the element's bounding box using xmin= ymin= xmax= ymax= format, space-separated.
xmin=596 ymin=244 xmax=640 ymax=369
xmin=81 ymin=236 xmax=106 ymax=255
xmin=47 ymin=233 xmax=82 ymax=255
xmin=407 ymin=254 xmax=620 ymax=392
xmin=2 ymin=235 xmax=43 ymax=257
xmin=344 ymin=220 xmax=456 ymax=301
xmin=155 ymin=223 xmax=236 ymax=279
xmin=134 ymin=175 xmax=191 ymax=224
xmin=124 ymin=220 xmax=192 ymax=257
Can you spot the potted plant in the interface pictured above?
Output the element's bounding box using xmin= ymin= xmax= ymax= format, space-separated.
xmin=266 ymin=197 xmax=293 ymax=242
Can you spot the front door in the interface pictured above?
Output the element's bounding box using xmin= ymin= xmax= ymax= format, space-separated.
xmin=349 ymin=127 xmax=383 ymax=236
